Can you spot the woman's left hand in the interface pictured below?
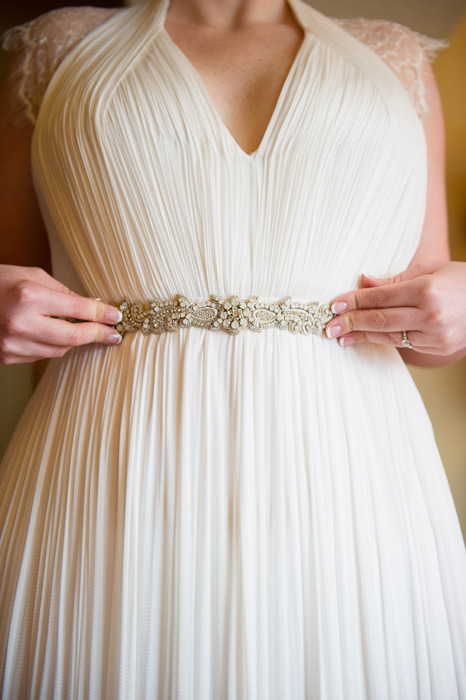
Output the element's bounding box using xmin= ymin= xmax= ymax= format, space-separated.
xmin=325 ymin=260 xmax=466 ymax=357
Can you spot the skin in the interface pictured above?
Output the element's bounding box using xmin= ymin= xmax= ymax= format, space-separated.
xmin=0 ymin=48 xmax=123 ymax=363
xmin=326 ymin=264 xmax=466 ymax=367
xmin=165 ymin=0 xmax=305 ymax=155
xmin=0 ymin=0 xmax=463 ymax=366
xmin=324 ymin=55 xmax=466 ymax=368
xmin=0 ymin=0 xmax=303 ymax=365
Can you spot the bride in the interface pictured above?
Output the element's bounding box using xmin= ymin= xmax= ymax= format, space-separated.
xmin=1 ymin=1 xmax=466 ymax=364
xmin=1 ymin=0 xmax=466 ymax=697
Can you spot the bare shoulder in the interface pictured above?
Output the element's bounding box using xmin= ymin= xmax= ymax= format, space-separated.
xmin=2 ymin=5 xmax=123 ymax=125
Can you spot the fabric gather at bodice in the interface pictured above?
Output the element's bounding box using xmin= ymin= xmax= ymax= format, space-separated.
xmin=3 ymin=6 xmax=466 ymax=699
xmin=2 ymin=3 xmax=448 ymax=126
xmin=0 ymin=0 xmax=449 ymax=311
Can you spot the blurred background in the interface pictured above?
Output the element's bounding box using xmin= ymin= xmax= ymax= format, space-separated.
xmin=1 ymin=0 xmax=466 ymax=539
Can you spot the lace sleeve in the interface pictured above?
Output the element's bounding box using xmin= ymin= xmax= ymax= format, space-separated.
xmin=1 ymin=7 xmax=120 ymax=125
xmin=333 ymin=18 xmax=449 ymax=120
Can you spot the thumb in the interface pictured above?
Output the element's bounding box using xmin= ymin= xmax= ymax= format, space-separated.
xmin=360 ymin=273 xmax=387 ymax=288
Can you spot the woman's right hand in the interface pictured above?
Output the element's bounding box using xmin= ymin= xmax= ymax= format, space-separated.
xmin=0 ymin=265 xmax=123 ymax=365
xmin=1 ymin=52 xmax=123 ymax=365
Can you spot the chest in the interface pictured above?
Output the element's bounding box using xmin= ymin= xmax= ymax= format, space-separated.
xmin=163 ymin=21 xmax=305 ymax=155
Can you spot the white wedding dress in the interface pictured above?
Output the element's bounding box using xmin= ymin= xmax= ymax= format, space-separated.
xmin=1 ymin=1 xmax=465 ymax=698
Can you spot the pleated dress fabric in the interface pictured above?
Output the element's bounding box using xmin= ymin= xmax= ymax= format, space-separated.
xmin=1 ymin=0 xmax=466 ymax=697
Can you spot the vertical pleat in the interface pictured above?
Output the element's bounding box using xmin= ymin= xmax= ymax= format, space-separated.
xmin=2 ymin=332 xmax=466 ymax=700
xmin=1 ymin=0 xmax=466 ymax=698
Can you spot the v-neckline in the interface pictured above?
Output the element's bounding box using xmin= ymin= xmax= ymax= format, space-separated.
xmin=159 ymin=0 xmax=309 ymax=160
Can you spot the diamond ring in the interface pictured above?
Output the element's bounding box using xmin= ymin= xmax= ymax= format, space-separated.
xmin=401 ymin=330 xmax=414 ymax=349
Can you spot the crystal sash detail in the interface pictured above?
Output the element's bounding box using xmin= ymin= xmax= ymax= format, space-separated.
xmin=107 ymin=294 xmax=335 ymax=337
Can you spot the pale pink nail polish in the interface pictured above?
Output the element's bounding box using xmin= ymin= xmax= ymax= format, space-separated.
xmin=331 ymin=302 xmax=347 ymax=314
xmin=106 ymin=309 xmax=123 ymax=324
xmin=339 ymin=336 xmax=355 ymax=346
xmin=326 ymin=325 xmax=341 ymax=339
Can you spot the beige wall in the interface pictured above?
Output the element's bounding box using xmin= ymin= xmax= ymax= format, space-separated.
xmin=307 ymin=0 xmax=466 ymax=38
xmin=1 ymin=7 xmax=466 ymax=539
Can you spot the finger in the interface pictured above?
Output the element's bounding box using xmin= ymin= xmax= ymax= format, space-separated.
xmin=335 ymin=328 xmax=435 ymax=349
xmin=397 ymin=343 xmax=440 ymax=354
xmin=36 ymin=318 xmax=123 ymax=347
xmin=7 ymin=315 xmax=122 ymax=346
xmin=336 ymin=332 xmax=367 ymax=347
xmin=334 ymin=331 xmax=441 ymax=355
xmin=26 ymin=267 xmax=91 ymax=299
xmin=329 ymin=278 xmax=428 ymax=315
xmin=52 ymin=294 xmax=122 ymax=325
xmin=21 ymin=266 xmax=77 ymax=295
xmin=56 ymin=296 xmax=122 ymax=325
xmin=363 ymin=330 xmax=433 ymax=348
xmin=338 ymin=329 xmax=405 ymax=347
xmin=0 ymin=339 xmax=73 ymax=363
xmin=2 ymin=317 xmax=123 ymax=360
xmin=359 ymin=261 xmax=441 ymax=288
xmin=360 ymin=274 xmax=391 ymax=288
xmin=325 ymin=307 xmax=420 ymax=338
xmin=14 ymin=282 xmax=122 ymax=325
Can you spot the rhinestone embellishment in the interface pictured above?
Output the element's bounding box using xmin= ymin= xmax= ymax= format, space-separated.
xmin=109 ymin=293 xmax=334 ymax=337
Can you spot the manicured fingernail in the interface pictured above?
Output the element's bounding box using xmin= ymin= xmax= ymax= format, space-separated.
xmin=107 ymin=333 xmax=122 ymax=345
xmin=339 ymin=336 xmax=355 ymax=346
xmin=106 ymin=309 xmax=123 ymax=324
xmin=326 ymin=324 xmax=341 ymax=339
xmin=362 ymin=273 xmax=377 ymax=280
xmin=91 ymin=297 xmax=102 ymax=301
xmin=331 ymin=302 xmax=347 ymax=314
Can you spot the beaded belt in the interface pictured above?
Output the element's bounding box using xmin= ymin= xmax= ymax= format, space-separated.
xmin=104 ymin=293 xmax=335 ymax=337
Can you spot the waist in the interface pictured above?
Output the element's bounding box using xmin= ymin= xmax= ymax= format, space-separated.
xmin=107 ymin=293 xmax=335 ymax=337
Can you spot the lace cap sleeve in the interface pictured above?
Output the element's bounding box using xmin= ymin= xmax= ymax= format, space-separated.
xmin=1 ymin=7 xmax=119 ymax=125
xmin=333 ymin=18 xmax=449 ymax=120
